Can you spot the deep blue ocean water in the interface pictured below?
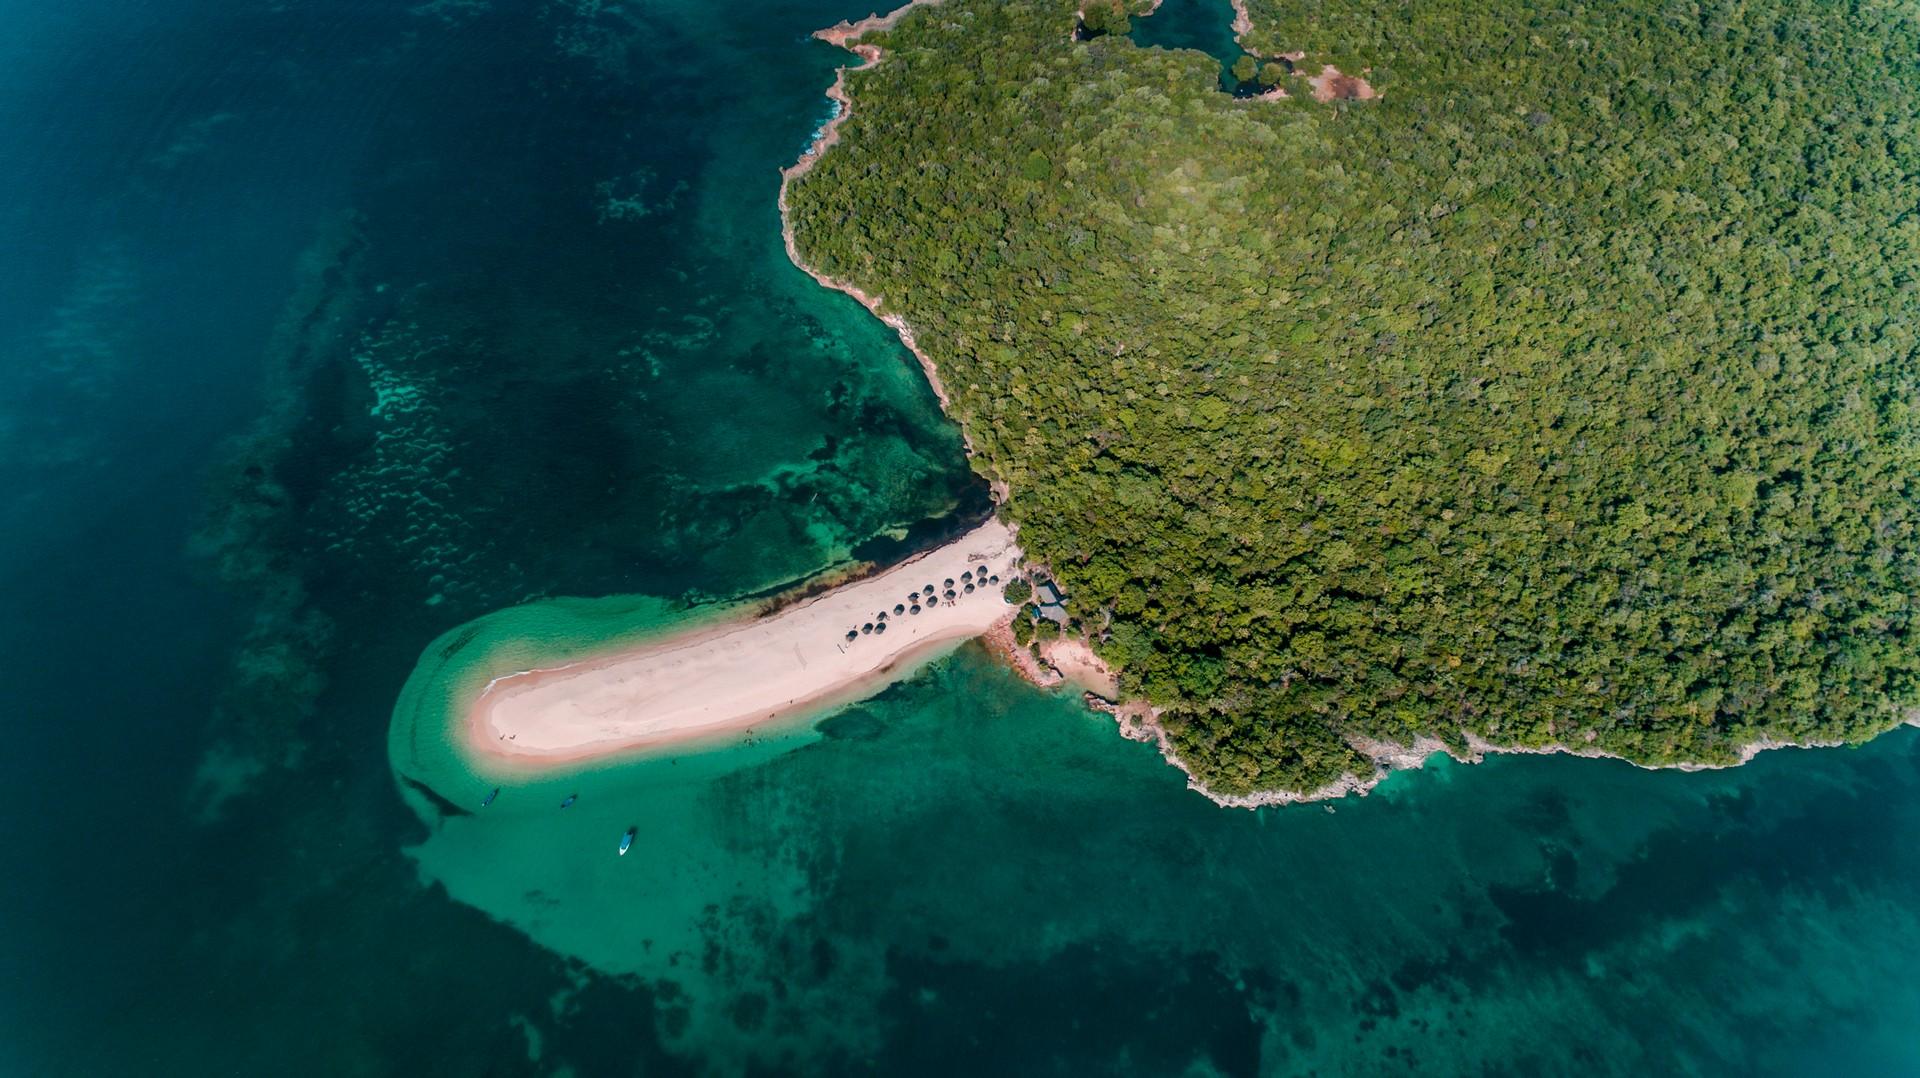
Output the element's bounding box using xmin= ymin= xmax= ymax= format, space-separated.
xmin=5 ymin=0 xmax=1920 ymax=1074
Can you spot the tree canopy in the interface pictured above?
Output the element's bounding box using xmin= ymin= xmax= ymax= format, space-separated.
xmin=787 ymin=0 xmax=1920 ymax=794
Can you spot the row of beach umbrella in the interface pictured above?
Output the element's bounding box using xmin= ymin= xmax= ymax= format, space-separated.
xmin=844 ymin=565 xmax=1007 ymax=642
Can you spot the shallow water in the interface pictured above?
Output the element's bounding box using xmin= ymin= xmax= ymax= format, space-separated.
xmin=7 ymin=0 xmax=1920 ymax=1073
xmin=396 ymin=639 xmax=1920 ymax=1074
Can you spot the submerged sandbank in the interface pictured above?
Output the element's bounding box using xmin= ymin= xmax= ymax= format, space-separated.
xmin=465 ymin=518 xmax=1019 ymax=766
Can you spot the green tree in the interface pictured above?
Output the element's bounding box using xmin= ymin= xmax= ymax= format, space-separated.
xmin=788 ymin=0 xmax=1920 ymax=795
xmin=1080 ymin=0 xmax=1129 ymax=36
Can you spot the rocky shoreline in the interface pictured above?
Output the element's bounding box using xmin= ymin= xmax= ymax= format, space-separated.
xmin=1109 ymin=707 xmax=1915 ymax=810
xmin=777 ymin=0 xmax=959 ymax=414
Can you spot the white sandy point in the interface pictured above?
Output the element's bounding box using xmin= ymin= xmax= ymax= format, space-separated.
xmin=468 ymin=519 xmax=1020 ymax=765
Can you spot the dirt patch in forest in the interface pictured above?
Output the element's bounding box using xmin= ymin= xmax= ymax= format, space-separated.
xmin=1307 ymin=64 xmax=1378 ymax=102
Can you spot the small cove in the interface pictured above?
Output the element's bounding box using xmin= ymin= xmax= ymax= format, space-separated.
xmin=1129 ymin=0 xmax=1251 ymax=92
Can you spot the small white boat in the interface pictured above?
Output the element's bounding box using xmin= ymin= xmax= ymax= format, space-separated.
xmin=619 ymin=827 xmax=636 ymax=856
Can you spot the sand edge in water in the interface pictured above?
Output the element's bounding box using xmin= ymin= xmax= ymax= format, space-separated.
xmin=389 ymin=519 xmax=1021 ymax=793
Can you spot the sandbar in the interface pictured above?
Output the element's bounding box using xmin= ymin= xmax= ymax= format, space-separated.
xmin=468 ymin=518 xmax=1021 ymax=765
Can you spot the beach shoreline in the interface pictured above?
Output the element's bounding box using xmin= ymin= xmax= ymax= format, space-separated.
xmin=463 ymin=518 xmax=1021 ymax=769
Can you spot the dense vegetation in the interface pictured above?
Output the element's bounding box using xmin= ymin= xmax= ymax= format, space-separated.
xmin=787 ymin=0 xmax=1920 ymax=793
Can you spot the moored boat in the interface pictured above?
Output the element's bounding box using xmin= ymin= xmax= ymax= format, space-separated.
xmin=480 ymin=787 xmax=499 ymax=807
xmin=619 ymin=827 xmax=636 ymax=856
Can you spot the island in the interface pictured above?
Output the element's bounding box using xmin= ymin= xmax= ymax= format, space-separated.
xmin=392 ymin=0 xmax=1920 ymax=806
xmin=784 ymin=0 xmax=1920 ymax=800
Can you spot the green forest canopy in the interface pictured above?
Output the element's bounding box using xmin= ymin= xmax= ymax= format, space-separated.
xmin=786 ymin=0 xmax=1920 ymax=794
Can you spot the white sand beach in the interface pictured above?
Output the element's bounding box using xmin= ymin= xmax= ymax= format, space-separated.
xmin=469 ymin=518 xmax=1021 ymax=764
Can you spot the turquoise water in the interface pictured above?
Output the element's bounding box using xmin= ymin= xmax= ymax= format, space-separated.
xmin=1131 ymin=0 xmax=1249 ymax=88
xmin=6 ymin=0 xmax=1920 ymax=1073
xmin=395 ymin=644 xmax=1920 ymax=1073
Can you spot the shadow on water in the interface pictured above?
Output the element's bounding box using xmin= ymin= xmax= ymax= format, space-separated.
xmin=399 ymin=774 xmax=472 ymax=820
xmin=845 ymin=476 xmax=996 ymax=567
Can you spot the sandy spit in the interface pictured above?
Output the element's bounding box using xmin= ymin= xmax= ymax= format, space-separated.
xmin=468 ymin=519 xmax=1021 ymax=766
